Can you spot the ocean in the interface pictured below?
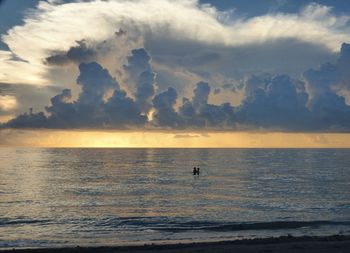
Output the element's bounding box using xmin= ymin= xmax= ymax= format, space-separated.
xmin=0 ymin=148 xmax=349 ymax=249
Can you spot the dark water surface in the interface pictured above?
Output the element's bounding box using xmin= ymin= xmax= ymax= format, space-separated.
xmin=0 ymin=148 xmax=349 ymax=248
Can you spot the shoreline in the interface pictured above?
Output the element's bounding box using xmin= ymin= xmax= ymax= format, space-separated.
xmin=1 ymin=235 xmax=350 ymax=253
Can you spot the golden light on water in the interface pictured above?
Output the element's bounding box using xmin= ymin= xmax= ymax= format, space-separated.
xmin=1 ymin=129 xmax=350 ymax=148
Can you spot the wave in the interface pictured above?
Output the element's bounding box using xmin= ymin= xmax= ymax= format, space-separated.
xmin=2 ymin=216 xmax=349 ymax=233
xmin=155 ymin=221 xmax=350 ymax=232
xmin=0 ymin=218 xmax=51 ymax=227
xmin=93 ymin=217 xmax=350 ymax=232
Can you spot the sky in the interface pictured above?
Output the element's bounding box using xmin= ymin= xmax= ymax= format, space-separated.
xmin=0 ymin=0 xmax=350 ymax=147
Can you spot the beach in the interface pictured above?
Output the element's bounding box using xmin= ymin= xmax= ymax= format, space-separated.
xmin=0 ymin=235 xmax=349 ymax=253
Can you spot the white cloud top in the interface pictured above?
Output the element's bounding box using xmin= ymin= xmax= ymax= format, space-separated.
xmin=0 ymin=0 xmax=349 ymax=85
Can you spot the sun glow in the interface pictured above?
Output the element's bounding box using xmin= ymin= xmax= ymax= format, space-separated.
xmin=1 ymin=130 xmax=350 ymax=148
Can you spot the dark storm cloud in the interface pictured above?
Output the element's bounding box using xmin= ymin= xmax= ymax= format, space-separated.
xmin=105 ymin=90 xmax=147 ymax=126
xmin=4 ymin=60 xmax=145 ymax=129
xmin=124 ymin=48 xmax=156 ymax=114
xmin=151 ymin=81 xmax=235 ymax=129
xmin=309 ymin=92 xmax=350 ymax=131
xmin=124 ymin=48 xmax=151 ymax=75
xmin=152 ymin=87 xmax=181 ymax=128
xmin=3 ymin=109 xmax=48 ymax=128
xmin=236 ymin=75 xmax=311 ymax=131
xmin=193 ymin=81 xmax=210 ymax=109
xmin=134 ymin=70 xmax=156 ymax=111
xmin=178 ymin=82 xmax=235 ymax=128
xmin=77 ymin=61 xmax=119 ymax=105
xmin=3 ymin=45 xmax=350 ymax=131
xmin=304 ymin=43 xmax=350 ymax=96
xmin=302 ymin=43 xmax=350 ymax=131
xmin=45 ymin=40 xmax=97 ymax=66
xmin=233 ymin=43 xmax=350 ymax=131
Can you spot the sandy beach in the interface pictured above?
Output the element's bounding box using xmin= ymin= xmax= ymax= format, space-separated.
xmin=1 ymin=235 xmax=350 ymax=253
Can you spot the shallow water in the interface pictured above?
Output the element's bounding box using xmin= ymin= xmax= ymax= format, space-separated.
xmin=0 ymin=148 xmax=349 ymax=248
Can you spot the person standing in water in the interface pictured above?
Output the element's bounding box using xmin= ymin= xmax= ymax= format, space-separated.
xmin=193 ymin=167 xmax=200 ymax=175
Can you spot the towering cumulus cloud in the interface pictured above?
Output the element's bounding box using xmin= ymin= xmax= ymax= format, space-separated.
xmin=5 ymin=60 xmax=146 ymax=128
xmin=236 ymin=75 xmax=311 ymax=130
xmin=303 ymin=43 xmax=350 ymax=131
xmin=3 ymin=43 xmax=350 ymax=131
xmin=124 ymin=48 xmax=156 ymax=115
xmin=152 ymin=87 xmax=179 ymax=128
xmin=1 ymin=1 xmax=350 ymax=131
xmin=179 ymin=82 xmax=235 ymax=128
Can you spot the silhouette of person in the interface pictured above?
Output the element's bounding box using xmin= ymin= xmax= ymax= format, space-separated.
xmin=193 ymin=167 xmax=197 ymax=175
xmin=197 ymin=167 xmax=200 ymax=175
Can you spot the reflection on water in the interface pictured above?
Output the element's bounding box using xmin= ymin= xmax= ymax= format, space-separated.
xmin=0 ymin=148 xmax=350 ymax=248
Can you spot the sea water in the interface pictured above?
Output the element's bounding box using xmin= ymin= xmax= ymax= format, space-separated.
xmin=0 ymin=148 xmax=349 ymax=248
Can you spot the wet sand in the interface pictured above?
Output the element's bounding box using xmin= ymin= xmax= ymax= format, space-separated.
xmin=1 ymin=235 xmax=350 ymax=253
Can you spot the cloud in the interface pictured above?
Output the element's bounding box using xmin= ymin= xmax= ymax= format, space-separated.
xmin=124 ymin=48 xmax=152 ymax=78
xmin=193 ymin=81 xmax=210 ymax=109
xmin=174 ymin=133 xmax=209 ymax=138
xmin=4 ymin=109 xmax=48 ymax=129
xmin=123 ymin=48 xmax=156 ymax=114
xmin=0 ymin=94 xmax=17 ymax=112
xmin=0 ymin=82 xmax=61 ymax=117
xmin=2 ymin=42 xmax=350 ymax=132
xmin=0 ymin=50 xmax=48 ymax=85
xmin=4 ymin=60 xmax=146 ymax=129
xmin=304 ymin=43 xmax=350 ymax=97
xmin=236 ymin=75 xmax=311 ymax=131
xmin=0 ymin=84 xmax=17 ymax=122
xmin=302 ymin=43 xmax=350 ymax=130
xmin=178 ymin=81 xmax=235 ymax=128
xmin=77 ymin=61 xmax=119 ymax=104
xmin=104 ymin=90 xmax=147 ymax=126
xmin=152 ymin=87 xmax=180 ymax=128
xmin=0 ymin=0 xmax=349 ymax=87
xmin=45 ymin=39 xmax=97 ymax=65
